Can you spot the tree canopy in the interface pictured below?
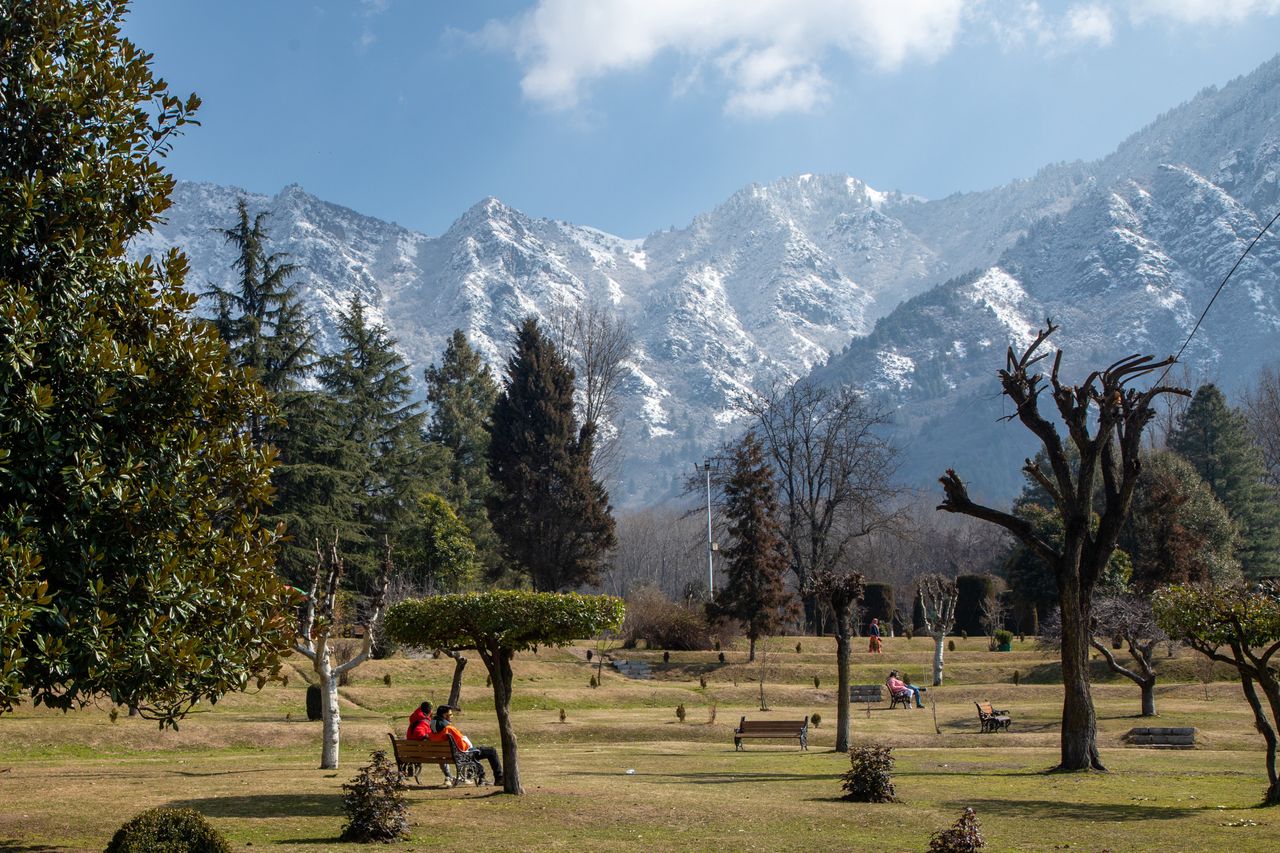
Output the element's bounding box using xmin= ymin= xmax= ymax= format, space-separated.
xmin=0 ymin=0 xmax=295 ymax=724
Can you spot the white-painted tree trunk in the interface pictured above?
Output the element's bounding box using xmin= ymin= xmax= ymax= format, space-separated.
xmin=932 ymin=634 xmax=946 ymax=686
xmin=317 ymin=657 xmax=341 ymax=769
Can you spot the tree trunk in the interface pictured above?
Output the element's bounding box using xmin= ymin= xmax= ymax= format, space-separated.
xmin=488 ymin=648 xmax=521 ymax=794
xmin=834 ymin=627 xmax=852 ymax=753
xmin=748 ymin=636 xmax=756 ymax=663
xmin=1057 ymin=590 xmax=1104 ymax=771
xmin=931 ymin=634 xmax=946 ymax=686
xmin=1140 ymin=680 xmax=1156 ymax=717
xmin=1240 ymin=672 xmax=1279 ymax=806
xmin=446 ymin=652 xmax=468 ymax=707
xmin=318 ymin=662 xmax=341 ymax=770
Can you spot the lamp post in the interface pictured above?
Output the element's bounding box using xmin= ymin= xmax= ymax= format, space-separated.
xmin=693 ymin=458 xmax=720 ymax=595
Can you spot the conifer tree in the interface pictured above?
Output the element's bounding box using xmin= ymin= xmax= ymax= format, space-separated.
xmin=319 ymin=296 xmax=431 ymax=584
xmin=1170 ymin=384 xmax=1280 ymax=579
xmin=425 ymin=330 xmax=500 ymax=570
xmin=487 ymin=318 xmax=616 ymax=591
xmin=708 ymin=432 xmax=796 ymax=662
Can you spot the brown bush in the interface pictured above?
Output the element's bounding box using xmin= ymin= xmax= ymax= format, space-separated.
xmin=621 ymin=586 xmax=712 ymax=650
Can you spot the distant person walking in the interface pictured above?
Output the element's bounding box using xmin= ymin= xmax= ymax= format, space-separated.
xmin=868 ymin=617 xmax=883 ymax=653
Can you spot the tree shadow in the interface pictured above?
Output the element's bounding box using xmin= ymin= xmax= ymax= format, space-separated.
xmin=576 ymin=770 xmax=818 ymax=784
xmin=0 ymin=841 xmax=63 ymax=852
xmin=164 ymin=793 xmax=342 ymax=819
xmin=949 ymin=797 xmax=1203 ymax=822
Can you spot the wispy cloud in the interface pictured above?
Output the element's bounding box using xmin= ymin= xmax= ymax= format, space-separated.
xmin=482 ymin=0 xmax=965 ymax=118
xmin=479 ymin=0 xmax=1279 ymax=117
xmin=1129 ymin=0 xmax=1280 ymax=25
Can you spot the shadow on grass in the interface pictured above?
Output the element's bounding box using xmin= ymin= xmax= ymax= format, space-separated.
xmin=165 ymin=793 xmax=342 ymax=818
xmin=0 ymin=840 xmax=63 ymax=852
xmin=949 ymin=797 xmax=1202 ymax=822
xmin=577 ymin=770 xmax=818 ymax=784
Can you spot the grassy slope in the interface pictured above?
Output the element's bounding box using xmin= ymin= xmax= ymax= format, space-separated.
xmin=0 ymin=637 xmax=1275 ymax=852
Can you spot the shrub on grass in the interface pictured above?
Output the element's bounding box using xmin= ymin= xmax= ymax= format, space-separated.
xmin=810 ymin=712 xmax=822 ymax=728
xmin=676 ymin=703 xmax=686 ymax=722
xmin=928 ymin=807 xmax=985 ymax=852
xmin=840 ymin=744 xmax=899 ymax=803
xmin=621 ymin=586 xmax=712 ymax=650
xmin=340 ymin=750 xmax=408 ymax=842
xmin=105 ymin=807 xmax=231 ymax=853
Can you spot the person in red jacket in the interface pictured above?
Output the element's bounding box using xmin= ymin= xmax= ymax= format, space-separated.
xmin=428 ymin=704 xmax=504 ymax=784
xmin=406 ymin=701 xmax=432 ymax=740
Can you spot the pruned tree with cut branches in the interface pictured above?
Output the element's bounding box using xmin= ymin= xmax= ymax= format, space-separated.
xmin=808 ymin=568 xmax=866 ymax=752
xmin=938 ymin=321 xmax=1186 ymax=771
xmin=295 ymin=536 xmax=392 ymax=769
xmin=916 ymin=575 xmax=959 ymax=686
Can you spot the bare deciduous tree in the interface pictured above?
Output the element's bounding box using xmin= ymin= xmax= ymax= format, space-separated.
xmin=1242 ymin=364 xmax=1280 ymax=487
xmin=603 ymin=508 xmax=706 ymax=599
xmin=548 ymin=300 xmax=634 ymax=478
xmin=938 ymin=321 xmax=1185 ymax=771
xmin=743 ymin=380 xmax=901 ymax=633
xmin=916 ymin=575 xmax=958 ymax=686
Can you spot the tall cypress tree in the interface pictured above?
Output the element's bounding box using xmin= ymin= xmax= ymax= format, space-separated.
xmin=708 ymin=431 xmax=796 ymax=662
xmin=425 ymin=329 xmax=500 ymax=571
xmin=487 ymin=318 xmax=615 ymax=591
xmin=1170 ymin=384 xmax=1280 ymax=579
xmin=319 ymin=296 xmax=431 ymax=584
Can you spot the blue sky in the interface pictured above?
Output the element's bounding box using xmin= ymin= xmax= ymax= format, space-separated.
xmin=124 ymin=0 xmax=1280 ymax=238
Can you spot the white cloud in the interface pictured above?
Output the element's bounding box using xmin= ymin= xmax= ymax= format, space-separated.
xmin=485 ymin=0 xmax=965 ymax=117
xmin=356 ymin=28 xmax=376 ymax=52
xmin=1065 ymin=4 xmax=1114 ymax=45
xmin=361 ymin=0 xmax=391 ymax=15
xmin=1128 ymin=0 xmax=1280 ymax=25
xmin=480 ymin=0 xmax=1279 ymax=116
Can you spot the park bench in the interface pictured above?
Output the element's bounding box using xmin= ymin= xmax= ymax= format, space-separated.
xmin=386 ymin=734 xmax=488 ymax=786
xmin=975 ymin=702 xmax=1012 ymax=733
xmin=733 ymin=717 xmax=809 ymax=751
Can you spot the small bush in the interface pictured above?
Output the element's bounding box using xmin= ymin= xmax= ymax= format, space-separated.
xmin=340 ymin=750 xmax=408 ymax=843
xmin=960 ymin=630 xmax=968 ymax=640
xmin=840 ymin=744 xmax=899 ymax=803
xmin=994 ymin=629 xmax=1014 ymax=646
xmin=708 ymin=704 xmax=717 ymax=724
xmin=928 ymin=807 xmax=985 ymax=852
xmin=382 ymin=673 xmax=392 ymax=687
xmin=718 ymin=651 xmax=726 ymax=663
xmin=699 ymin=674 xmax=707 ymax=689
xmin=795 ymin=642 xmax=802 ymax=653
xmin=676 ymin=703 xmax=686 ymax=723
xmin=663 ymin=650 xmax=670 ymax=663
xmin=948 ymin=640 xmax=956 ymax=652
xmin=586 ymin=649 xmax=593 ymax=661
xmin=813 ymin=675 xmax=820 ymax=689
xmin=105 ymin=807 xmax=231 ymax=853
xmin=559 ymin=708 xmax=567 ymax=724
xmin=810 ymin=712 xmax=822 ymax=728
xmin=589 ymin=675 xmax=598 ymax=688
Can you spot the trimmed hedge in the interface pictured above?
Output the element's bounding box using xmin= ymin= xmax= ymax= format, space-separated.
xmin=105 ymin=808 xmax=230 ymax=853
xmin=860 ymin=583 xmax=895 ymax=635
xmin=955 ymin=574 xmax=998 ymax=636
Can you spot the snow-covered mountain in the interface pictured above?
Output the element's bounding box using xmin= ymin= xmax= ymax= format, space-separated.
xmin=133 ymin=54 xmax=1280 ymax=507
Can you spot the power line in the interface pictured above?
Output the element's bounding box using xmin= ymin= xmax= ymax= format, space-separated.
xmin=1161 ymin=205 xmax=1280 ymax=384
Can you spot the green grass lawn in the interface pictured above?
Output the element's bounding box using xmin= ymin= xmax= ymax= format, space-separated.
xmin=1 ymin=637 xmax=1276 ymax=851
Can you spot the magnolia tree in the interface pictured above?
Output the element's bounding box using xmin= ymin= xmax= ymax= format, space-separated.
xmin=385 ymin=591 xmax=625 ymax=794
xmin=295 ymin=538 xmax=391 ymax=769
xmin=1155 ymin=583 xmax=1280 ymax=805
xmin=916 ymin=575 xmax=959 ymax=686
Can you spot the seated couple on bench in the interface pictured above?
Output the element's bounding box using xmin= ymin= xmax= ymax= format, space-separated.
xmin=886 ymin=670 xmax=925 ymax=708
xmin=405 ymin=700 xmax=504 ymax=785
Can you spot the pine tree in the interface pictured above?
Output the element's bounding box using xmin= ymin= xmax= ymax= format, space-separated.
xmin=708 ymin=432 xmax=796 ymax=662
xmin=487 ymin=318 xmax=616 ymax=591
xmin=203 ymin=199 xmax=314 ymax=444
xmin=319 ymin=296 xmax=431 ymax=584
xmin=425 ymin=330 xmax=500 ymax=571
xmin=1170 ymin=384 xmax=1280 ymax=579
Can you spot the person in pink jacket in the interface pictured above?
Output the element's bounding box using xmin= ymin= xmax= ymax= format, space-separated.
xmin=886 ymin=670 xmax=924 ymax=708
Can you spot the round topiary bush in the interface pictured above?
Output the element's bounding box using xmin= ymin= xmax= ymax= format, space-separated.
xmin=104 ymin=807 xmax=231 ymax=853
